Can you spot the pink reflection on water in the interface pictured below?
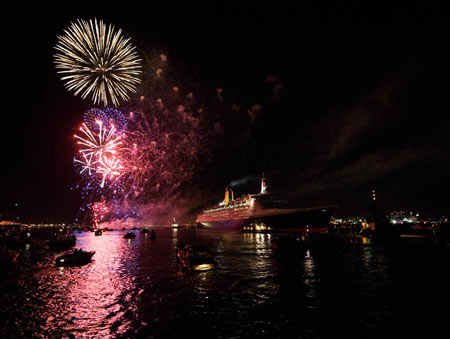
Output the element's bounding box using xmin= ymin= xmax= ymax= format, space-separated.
xmin=46 ymin=231 xmax=140 ymax=337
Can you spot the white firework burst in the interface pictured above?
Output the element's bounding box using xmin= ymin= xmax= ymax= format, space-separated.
xmin=54 ymin=18 xmax=142 ymax=107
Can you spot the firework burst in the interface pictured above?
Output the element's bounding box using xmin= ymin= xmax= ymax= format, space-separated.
xmin=74 ymin=109 xmax=125 ymax=188
xmin=97 ymin=154 xmax=123 ymax=188
xmin=91 ymin=200 xmax=109 ymax=227
xmin=84 ymin=108 xmax=128 ymax=132
xmin=75 ymin=120 xmax=122 ymax=156
xmin=54 ymin=18 xmax=142 ymax=107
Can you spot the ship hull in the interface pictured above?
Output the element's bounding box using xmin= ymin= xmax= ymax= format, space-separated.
xmin=197 ymin=206 xmax=336 ymax=232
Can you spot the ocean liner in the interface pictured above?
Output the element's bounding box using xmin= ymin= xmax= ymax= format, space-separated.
xmin=196 ymin=177 xmax=336 ymax=232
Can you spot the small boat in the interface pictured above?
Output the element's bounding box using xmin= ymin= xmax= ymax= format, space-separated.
xmin=95 ymin=229 xmax=102 ymax=236
xmin=3 ymin=249 xmax=20 ymax=263
xmin=169 ymin=218 xmax=181 ymax=229
xmin=123 ymin=231 xmax=136 ymax=239
xmin=149 ymin=230 xmax=156 ymax=240
xmin=55 ymin=249 xmax=95 ymax=267
xmin=176 ymin=243 xmax=215 ymax=272
xmin=141 ymin=228 xmax=149 ymax=234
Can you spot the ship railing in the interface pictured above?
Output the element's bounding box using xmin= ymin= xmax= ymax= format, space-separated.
xmin=204 ymin=202 xmax=251 ymax=214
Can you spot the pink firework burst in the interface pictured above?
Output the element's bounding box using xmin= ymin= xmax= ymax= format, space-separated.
xmin=97 ymin=154 xmax=123 ymax=188
xmin=75 ymin=120 xmax=122 ymax=157
xmin=91 ymin=200 xmax=109 ymax=227
xmin=74 ymin=119 xmax=124 ymax=187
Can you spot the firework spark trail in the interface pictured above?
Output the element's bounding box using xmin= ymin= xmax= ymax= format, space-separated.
xmin=54 ymin=18 xmax=142 ymax=106
xmin=118 ymin=100 xmax=204 ymax=206
xmin=74 ymin=152 xmax=96 ymax=175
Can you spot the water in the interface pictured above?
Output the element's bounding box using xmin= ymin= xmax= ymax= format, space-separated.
xmin=1 ymin=229 xmax=448 ymax=338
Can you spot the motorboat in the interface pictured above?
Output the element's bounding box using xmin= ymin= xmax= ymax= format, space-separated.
xmin=55 ymin=249 xmax=95 ymax=267
xmin=124 ymin=231 xmax=136 ymax=239
xmin=168 ymin=218 xmax=181 ymax=229
xmin=176 ymin=243 xmax=215 ymax=272
xmin=95 ymin=229 xmax=102 ymax=236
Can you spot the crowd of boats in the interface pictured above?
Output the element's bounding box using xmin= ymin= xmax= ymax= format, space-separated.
xmin=0 ymin=226 xmax=216 ymax=273
xmin=328 ymin=220 xmax=450 ymax=245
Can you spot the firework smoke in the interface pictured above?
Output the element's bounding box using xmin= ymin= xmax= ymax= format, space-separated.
xmin=72 ymin=45 xmax=260 ymax=225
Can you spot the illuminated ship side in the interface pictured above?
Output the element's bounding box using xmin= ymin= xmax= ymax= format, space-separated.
xmin=196 ymin=177 xmax=336 ymax=232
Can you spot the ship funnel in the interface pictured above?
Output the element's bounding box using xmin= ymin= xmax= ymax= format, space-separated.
xmin=223 ymin=187 xmax=230 ymax=204
xmin=231 ymin=189 xmax=234 ymax=202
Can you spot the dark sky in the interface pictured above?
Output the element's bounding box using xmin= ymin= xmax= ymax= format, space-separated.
xmin=2 ymin=1 xmax=450 ymax=222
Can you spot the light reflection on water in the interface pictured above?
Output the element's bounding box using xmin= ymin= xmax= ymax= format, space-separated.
xmin=0 ymin=229 xmax=448 ymax=338
xmin=34 ymin=231 xmax=139 ymax=337
xmin=57 ymin=232 xmax=138 ymax=337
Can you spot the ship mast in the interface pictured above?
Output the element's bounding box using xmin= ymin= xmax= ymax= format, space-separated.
xmin=260 ymin=174 xmax=268 ymax=194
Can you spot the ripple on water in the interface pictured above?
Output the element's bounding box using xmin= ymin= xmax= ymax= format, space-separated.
xmin=0 ymin=229 xmax=449 ymax=338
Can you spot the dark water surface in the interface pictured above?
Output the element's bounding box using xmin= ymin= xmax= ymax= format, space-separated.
xmin=1 ymin=229 xmax=448 ymax=338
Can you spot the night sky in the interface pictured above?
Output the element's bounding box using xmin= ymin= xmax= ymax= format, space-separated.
xmin=2 ymin=2 xmax=450 ymax=222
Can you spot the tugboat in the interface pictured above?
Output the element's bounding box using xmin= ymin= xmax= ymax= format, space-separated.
xmin=176 ymin=242 xmax=215 ymax=272
xmin=95 ymin=229 xmax=102 ymax=236
xmin=124 ymin=231 xmax=136 ymax=239
xmin=55 ymin=249 xmax=95 ymax=267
